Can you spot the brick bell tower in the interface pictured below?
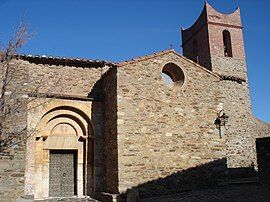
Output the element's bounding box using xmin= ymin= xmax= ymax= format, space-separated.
xmin=182 ymin=2 xmax=255 ymax=168
xmin=181 ymin=2 xmax=247 ymax=81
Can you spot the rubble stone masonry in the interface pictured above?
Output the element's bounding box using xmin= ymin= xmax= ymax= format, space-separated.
xmin=1 ymin=3 xmax=270 ymax=200
xmin=116 ymin=51 xmax=226 ymax=194
xmin=0 ymin=59 xmax=111 ymax=200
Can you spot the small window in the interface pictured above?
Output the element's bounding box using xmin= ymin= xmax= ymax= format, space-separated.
xmin=161 ymin=63 xmax=185 ymax=87
xmin=223 ymin=30 xmax=233 ymax=57
xmin=193 ymin=39 xmax=199 ymax=63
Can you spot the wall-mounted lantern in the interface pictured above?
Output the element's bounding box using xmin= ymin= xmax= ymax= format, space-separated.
xmin=214 ymin=109 xmax=229 ymax=138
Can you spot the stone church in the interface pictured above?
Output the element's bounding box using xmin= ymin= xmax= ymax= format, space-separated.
xmin=0 ymin=2 xmax=269 ymax=201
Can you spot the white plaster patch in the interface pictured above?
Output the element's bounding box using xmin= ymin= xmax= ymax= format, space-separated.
xmin=208 ymin=129 xmax=214 ymax=133
xmin=217 ymin=103 xmax=223 ymax=111
xmin=153 ymin=59 xmax=163 ymax=64
xmin=175 ymin=107 xmax=184 ymax=115
xmin=141 ymin=127 xmax=147 ymax=133
xmin=165 ymin=132 xmax=172 ymax=137
xmin=4 ymin=91 xmax=12 ymax=95
xmin=118 ymin=111 xmax=126 ymax=116
xmin=118 ymin=119 xmax=124 ymax=124
xmin=117 ymin=95 xmax=123 ymax=100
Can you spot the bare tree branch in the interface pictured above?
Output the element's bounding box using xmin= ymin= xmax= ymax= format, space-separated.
xmin=0 ymin=22 xmax=61 ymax=153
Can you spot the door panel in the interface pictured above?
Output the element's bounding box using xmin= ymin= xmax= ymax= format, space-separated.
xmin=49 ymin=150 xmax=77 ymax=197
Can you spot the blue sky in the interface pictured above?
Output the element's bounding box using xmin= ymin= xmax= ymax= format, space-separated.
xmin=0 ymin=0 xmax=269 ymax=122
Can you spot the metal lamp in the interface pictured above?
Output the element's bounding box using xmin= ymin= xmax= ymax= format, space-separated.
xmin=214 ymin=109 xmax=229 ymax=138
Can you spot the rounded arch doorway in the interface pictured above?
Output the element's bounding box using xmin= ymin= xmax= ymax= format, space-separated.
xmin=25 ymin=100 xmax=94 ymax=199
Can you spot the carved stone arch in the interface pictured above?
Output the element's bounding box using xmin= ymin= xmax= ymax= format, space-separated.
xmin=48 ymin=118 xmax=83 ymax=137
xmin=42 ymin=113 xmax=87 ymax=137
xmin=25 ymin=99 xmax=94 ymax=199
xmin=51 ymin=122 xmax=77 ymax=136
xmin=40 ymin=105 xmax=94 ymax=138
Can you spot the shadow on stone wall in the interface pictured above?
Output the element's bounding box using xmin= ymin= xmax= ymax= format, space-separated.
xmin=116 ymin=158 xmax=264 ymax=201
xmin=88 ymin=78 xmax=104 ymax=101
xmin=118 ymin=158 xmax=227 ymax=201
xmin=90 ymin=68 xmax=119 ymax=194
xmin=256 ymin=137 xmax=270 ymax=182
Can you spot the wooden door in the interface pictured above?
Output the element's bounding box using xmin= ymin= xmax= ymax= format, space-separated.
xmin=49 ymin=150 xmax=77 ymax=197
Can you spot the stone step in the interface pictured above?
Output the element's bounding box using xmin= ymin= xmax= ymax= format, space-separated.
xmin=34 ymin=196 xmax=99 ymax=202
xmin=228 ymin=177 xmax=259 ymax=184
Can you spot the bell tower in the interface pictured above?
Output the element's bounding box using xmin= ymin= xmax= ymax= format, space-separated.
xmin=181 ymin=2 xmax=247 ymax=80
xmin=182 ymin=3 xmax=255 ymax=168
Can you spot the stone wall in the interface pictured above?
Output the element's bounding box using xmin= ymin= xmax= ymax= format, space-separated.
xmin=204 ymin=0 xmax=270 ymax=169
xmin=211 ymin=57 xmax=248 ymax=80
xmin=0 ymin=58 xmax=110 ymax=200
xmin=211 ymin=56 xmax=270 ymax=168
xmin=219 ymin=79 xmax=253 ymax=167
xmin=27 ymin=60 xmax=109 ymax=97
xmin=0 ymin=59 xmax=28 ymax=200
xmin=116 ymin=51 xmax=226 ymax=195
xmin=91 ymin=101 xmax=105 ymax=193
xmin=115 ymin=50 xmax=270 ymax=199
xmin=0 ymin=48 xmax=269 ymax=201
xmin=102 ymin=67 xmax=119 ymax=194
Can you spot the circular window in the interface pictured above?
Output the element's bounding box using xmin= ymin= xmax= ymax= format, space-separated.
xmin=161 ymin=63 xmax=185 ymax=87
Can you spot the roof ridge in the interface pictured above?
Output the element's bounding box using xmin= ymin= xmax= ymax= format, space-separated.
xmin=117 ymin=49 xmax=219 ymax=78
xmin=117 ymin=49 xmax=173 ymax=66
xmin=170 ymin=50 xmax=219 ymax=77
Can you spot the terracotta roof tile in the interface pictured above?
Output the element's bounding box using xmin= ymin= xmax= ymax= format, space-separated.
xmin=16 ymin=54 xmax=117 ymax=68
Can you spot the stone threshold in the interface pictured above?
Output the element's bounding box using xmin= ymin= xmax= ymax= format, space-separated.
xmin=34 ymin=196 xmax=99 ymax=202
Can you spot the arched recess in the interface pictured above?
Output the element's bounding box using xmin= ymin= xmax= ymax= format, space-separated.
xmin=41 ymin=106 xmax=94 ymax=137
xmin=25 ymin=102 xmax=94 ymax=199
xmin=223 ymin=30 xmax=233 ymax=57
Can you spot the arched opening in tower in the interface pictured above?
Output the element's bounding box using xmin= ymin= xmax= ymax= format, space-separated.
xmin=223 ymin=30 xmax=233 ymax=57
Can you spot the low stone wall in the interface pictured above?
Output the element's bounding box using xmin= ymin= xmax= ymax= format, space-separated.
xmin=0 ymin=146 xmax=25 ymax=200
xmin=256 ymin=137 xmax=270 ymax=182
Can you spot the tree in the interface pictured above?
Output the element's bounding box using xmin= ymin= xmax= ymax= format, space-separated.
xmin=0 ymin=22 xmax=63 ymax=153
xmin=0 ymin=23 xmax=34 ymax=153
xmin=0 ymin=23 xmax=33 ymax=152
